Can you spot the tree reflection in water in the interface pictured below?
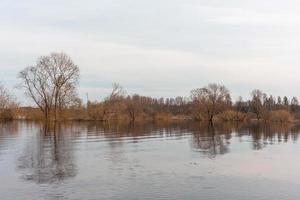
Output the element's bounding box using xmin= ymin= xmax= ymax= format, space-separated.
xmin=0 ymin=121 xmax=20 ymax=160
xmin=15 ymin=120 xmax=300 ymax=183
xmin=189 ymin=123 xmax=232 ymax=158
xmin=189 ymin=122 xmax=300 ymax=155
xmin=98 ymin=121 xmax=300 ymax=155
xmin=236 ymin=122 xmax=300 ymax=150
xmin=84 ymin=121 xmax=300 ymax=156
xmin=18 ymin=122 xmax=77 ymax=183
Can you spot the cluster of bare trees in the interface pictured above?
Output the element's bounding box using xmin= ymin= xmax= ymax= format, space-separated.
xmin=18 ymin=52 xmax=80 ymax=121
xmin=85 ymin=83 xmax=237 ymax=123
xmin=186 ymin=85 xmax=297 ymax=123
xmin=87 ymin=83 xmax=191 ymax=122
xmin=233 ymin=89 xmax=298 ymax=122
xmin=87 ymin=83 xmax=297 ymax=123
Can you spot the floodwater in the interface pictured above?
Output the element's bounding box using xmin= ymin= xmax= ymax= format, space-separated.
xmin=1 ymin=121 xmax=300 ymax=200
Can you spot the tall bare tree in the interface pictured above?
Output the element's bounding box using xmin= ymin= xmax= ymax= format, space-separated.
xmin=190 ymin=83 xmax=231 ymax=122
xmin=18 ymin=52 xmax=80 ymax=120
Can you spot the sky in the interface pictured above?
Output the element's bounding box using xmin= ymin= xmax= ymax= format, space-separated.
xmin=1 ymin=0 xmax=300 ymax=103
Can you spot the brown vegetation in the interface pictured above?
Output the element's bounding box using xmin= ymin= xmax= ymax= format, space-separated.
xmin=216 ymin=110 xmax=247 ymax=122
xmin=190 ymin=84 xmax=231 ymax=122
xmin=1 ymin=52 xmax=299 ymax=124
xmin=0 ymin=84 xmax=18 ymax=120
xmin=269 ymin=110 xmax=294 ymax=123
xmin=11 ymin=79 xmax=300 ymax=124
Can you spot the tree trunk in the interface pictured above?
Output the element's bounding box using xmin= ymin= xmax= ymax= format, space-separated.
xmin=209 ymin=114 xmax=214 ymax=124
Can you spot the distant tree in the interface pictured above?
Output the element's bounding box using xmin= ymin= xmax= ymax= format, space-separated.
xmin=190 ymin=83 xmax=231 ymax=122
xmin=262 ymin=93 xmax=268 ymax=106
xmin=291 ymin=97 xmax=299 ymax=113
xmin=250 ymin=89 xmax=265 ymax=120
xmin=0 ymin=84 xmax=18 ymax=119
xmin=234 ymin=96 xmax=250 ymax=113
xmin=18 ymin=52 xmax=80 ymax=120
xmin=105 ymin=83 xmax=127 ymax=119
xmin=283 ymin=96 xmax=289 ymax=107
xmin=108 ymin=83 xmax=125 ymax=101
xmin=277 ymin=96 xmax=282 ymax=107
xmin=87 ymin=101 xmax=108 ymax=121
xmin=267 ymin=95 xmax=276 ymax=111
xmin=0 ymin=84 xmax=12 ymax=110
xmin=235 ymin=96 xmax=244 ymax=112
xmin=125 ymin=94 xmax=142 ymax=121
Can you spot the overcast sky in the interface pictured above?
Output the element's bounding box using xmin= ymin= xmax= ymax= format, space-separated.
xmin=1 ymin=0 xmax=300 ymax=103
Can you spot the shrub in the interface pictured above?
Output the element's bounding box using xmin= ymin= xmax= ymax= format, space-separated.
xmin=217 ymin=110 xmax=247 ymax=122
xmin=269 ymin=110 xmax=293 ymax=123
xmin=154 ymin=112 xmax=172 ymax=121
xmin=0 ymin=108 xmax=14 ymax=120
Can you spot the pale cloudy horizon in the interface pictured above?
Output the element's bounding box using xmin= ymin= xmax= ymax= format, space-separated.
xmin=2 ymin=0 xmax=300 ymax=104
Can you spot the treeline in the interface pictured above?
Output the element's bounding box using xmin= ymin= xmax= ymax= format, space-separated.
xmin=233 ymin=90 xmax=298 ymax=123
xmin=0 ymin=52 xmax=299 ymax=123
xmin=5 ymin=81 xmax=300 ymax=122
xmin=1 ymin=82 xmax=299 ymax=123
xmin=86 ymin=83 xmax=191 ymax=122
xmin=84 ymin=83 xmax=298 ymax=123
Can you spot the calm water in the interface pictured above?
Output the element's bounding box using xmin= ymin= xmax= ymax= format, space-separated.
xmin=1 ymin=121 xmax=300 ymax=200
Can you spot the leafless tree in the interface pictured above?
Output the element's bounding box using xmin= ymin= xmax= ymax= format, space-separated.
xmin=291 ymin=96 xmax=299 ymax=113
xmin=250 ymin=89 xmax=266 ymax=120
xmin=125 ymin=94 xmax=143 ymax=121
xmin=0 ymin=85 xmax=11 ymax=109
xmin=18 ymin=52 xmax=80 ymax=120
xmin=87 ymin=101 xmax=108 ymax=121
xmin=0 ymin=84 xmax=18 ymax=119
xmin=190 ymin=83 xmax=231 ymax=122
xmin=107 ymin=82 xmax=125 ymax=101
xmin=105 ymin=83 xmax=126 ymax=119
xmin=87 ymin=83 xmax=126 ymax=121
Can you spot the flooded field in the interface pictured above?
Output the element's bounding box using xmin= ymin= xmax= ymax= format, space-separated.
xmin=1 ymin=121 xmax=300 ymax=200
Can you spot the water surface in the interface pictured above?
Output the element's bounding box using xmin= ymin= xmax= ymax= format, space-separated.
xmin=1 ymin=121 xmax=300 ymax=200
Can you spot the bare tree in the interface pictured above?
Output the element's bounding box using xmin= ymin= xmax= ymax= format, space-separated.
xmin=105 ymin=83 xmax=126 ymax=119
xmin=87 ymin=101 xmax=108 ymax=121
xmin=190 ymin=83 xmax=231 ymax=122
xmin=125 ymin=94 xmax=143 ymax=122
xmin=18 ymin=52 xmax=80 ymax=121
xmin=0 ymin=84 xmax=18 ymax=119
xmin=108 ymin=82 xmax=125 ymax=101
xmin=291 ymin=96 xmax=299 ymax=113
xmin=18 ymin=64 xmax=53 ymax=119
xmin=86 ymin=83 xmax=126 ymax=121
xmin=41 ymin=53 xmax=80 ymax=120
xmin=250 ymin=89 xmax=265 ymax=120
xmin=0 ymin=84 xmax=11 ymax=109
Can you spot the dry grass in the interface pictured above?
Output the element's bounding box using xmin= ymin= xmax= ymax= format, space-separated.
xmin=154 ymin=112 xmax=173 ymax=122
xmin=0 ymin=109 xmax=15 ymax=120
xmin=269 ymin=110 xmax=293 ymax=123
xmin=217 ymin=110 xmax=247 ymax=122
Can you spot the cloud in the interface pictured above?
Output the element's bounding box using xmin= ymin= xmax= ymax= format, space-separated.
xmin=2 ymin=0 xmax=300 ymax=103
